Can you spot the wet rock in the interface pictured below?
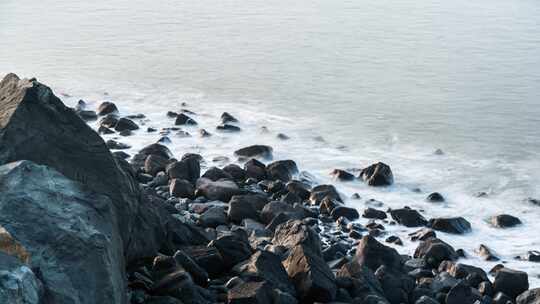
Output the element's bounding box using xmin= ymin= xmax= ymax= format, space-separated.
xmin=77 ymin=109 xmax=98 ymax=121
xmin=228 ymin=194 xmax=269 ymax=223
xmin=445 ymin=281 xmax=481 ymax=304
xmin=415 ymin=295 xmax=439 ymax=304
xmin=443 ymin=262 xmax=489 ymax=283
xmin=233 ymin=250 xmax=295 ymax=295
xmin=196 ymin=178 xmax=244 ymax=202
xmin=198 ymin=205 xmax=227 ymax=228
xmin=221 ymin=112 xmax=238 ymax=124
xmin=390 ymin=208 xmax=428 ymax=227
xmin=169 ymin=179 xmax=195 ymax=199
xmin=166 ymin=156 xmax=200 ymax=184
xmin=217 ymin=124 xmax=241 ymax=132
xmin=201 ymin=167 xmax=233 ymax=181
xmin=228 ymin=281 xmax=272 ymax=304
xmin=277 ymin=133 xmax=290 ymax=140
xmin=106 ymin=139 xmax=131 ymax=150
xmin=98 ymin=125 xmax=115 ymax=134
xmin=150 ymin=269 xmax=206 ymax=304
xmin=426 ymin=192 xmax=445 ymax=202
xmin=385 ymin=235 xmax=403 ymax=246
xmin=115 ymin=117 xmax=139 ymax=132
xmin=223 ymin=164 xmax=246 ymax=181
xmin=335 ymin=260 xmax=386 ymax=300
xmin=429 ymin=217 xmax=471 ymax=234
xmin=235 ymin=145 xmax=273 ymax=159
xmin=99 ymin=113 xmax=119 ymax=128
xmin=493 ymin=268 xmax=529 ymax=299
xmin=145 ymin=154 xmax=169 ymax=176
xmin=175 ymin=113 xmax=197 ymax=125
xmin=493 ymin=292 xmax=513 ymax=304
xmin=320 ymin=197 xmax=341 ymax=215
xmin=180 ymin=246 xmax=225 ymax=278
xmin=526 ymin=250 xmax=540 ymax=262
xmin=209 ymin=232 xmax=252 ymax=269
xmin=516 ymin=288 xmax=540 ymax=304
xmin=359 ymin=162 xmax=394 ymax=186
xmin=286 ymin=181 xmax=311 ymax=201
xmin=476 ymin=244 xmax=499 ymax=261
xmin=198 ymin=128 xmax=211 ymax=137
xmin=309 ymin=184 xmax=342 ymax=205
xmin=414 ymin=238 xmax=458 ymax=268
xmin=173 ymin=250 xmax=209 ymax=287
xmin=244 ymin=159 xmax=267 ymax=181
xmin=331 ymin=206 xmax=360 ymax=221
xmin=409 ymin=228 xmax=437 ymax=242
xmin=272 ymin=220 xmax=323 ymax=255
xmin=260 ymin=201 xmax=300 ymax=224
xmin=131 ymin=143 xmax=172 ymax=169
xmin=363 ymin=208 xmax=387 ymax=220
xmin=267 ymin=160 xmax=298 ymax=182
xmin=489 ymin=214 xmax=522 ymax=228
xmin=97 ymin=101 xmax=118 ymax=115
xmin=331 ymin=169 xmax=355 ymax=181
xmin=355 ymin=236 xmax=402 ymax=272
xmin=283 ymin=244 xmax=336 ymax=303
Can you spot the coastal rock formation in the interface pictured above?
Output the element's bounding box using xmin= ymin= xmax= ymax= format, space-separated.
xmin=359 ymin=162 xmax=394 ymax=186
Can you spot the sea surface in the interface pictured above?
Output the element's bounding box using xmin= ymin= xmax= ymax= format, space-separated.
xmin=1 ymin=0 xmax=540 ymax=286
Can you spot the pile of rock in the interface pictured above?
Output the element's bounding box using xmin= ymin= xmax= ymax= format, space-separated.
xmin=1 ymin=73 xmax=539 ymax=304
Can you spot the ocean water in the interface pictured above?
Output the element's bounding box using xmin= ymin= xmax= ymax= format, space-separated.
xmin=2 ymin=0 xmax=540 ymax=286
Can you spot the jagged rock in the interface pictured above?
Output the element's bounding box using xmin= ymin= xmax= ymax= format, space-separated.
xmin=115 ymin=117 xmax=139 ymax=132
xmin=145 ymin=154 xmax=169 ymax=176
xmin=0 ymin=252 xmax=43 ymax=304
xmin=267 ymin=160 xmax=298 ymax=182
xmin=476 ymin=244 xmax=499 ymax=261
xmin=150 ymin=269 xmax=206 ymax=304
xmin=355 ymin=236 xmax=403 ymax=272
xmin=166 ymin=156 xmax=200 ymax=184
xmin=283 ymin=244 xmax=336 ymax=303
xmin=198 ymin=206 xmax=227 ymax=228
xmin=201 ymin=167 xmax=233 ymax=181
xmin=489 ymin=214 xmax=522 ymax=228
xmin=228 ymin=194 xmax=268 ymax=223
xmin=175 ymin=113 xmax=197 ymax=125
xmin=235 ymin=145 xmax=273 ymax=159
xmin=169 ymin=179 xmax=195 ymax=199
xmin=233 ymin=251 xmax=295 ymax=295
xmin=228 ymin=281 xmax=272 ymax=304
xmin=0 ymin=161 xmax=126 ymax=304
xmin=517 ymin=288 xmax=540 ymax=304
xmin=272 ymin=220 xmax=322 ymax=256
xmin=493 ymin=267 xmax=529 ymax=299
xmin=331 ymin=169 xmax=355 ymax=181
xmin=363 ymin=208 xmax=387 ymax=220
xmin=414 ymin=238 xmax=458 ymax=268
xmin=180 ymin=246 xmax=225 ymax=278
xmin=331 ymin=206 xmax=360 ymax=221
xmin=223 ymin=164 xmax=246 ymax=181
xmin=244 ymin=159 xmax=267 ymax=181
xmin=409 ymin=228 xmax=436 ymax=242
xmin=335 ymin=261 xmax=386 ymax=301
xmin=221 ymin=112 xmax=238 ymax=123
xmin=359 ymin=162 xmax=394 ymax=186
xmin=320 ymin=197 xmax=341 ymax=215
xmin=195 ymin=178 xmax=244 ymax=202
xmin=390 ymin=208 xmax=428 ymax=227
xmin=426 ymin=192 xmax=445 ymax=202
xmin=131 ymin=143 xmax=173 ymax=169
xmin=429 ymin=217 xmax=471 ymax=234
xmin=173 ymin=250 xmax=208 ymax=287
xmin=309 ymin=184 xmax=342 ymax=205
xmin=286 ymin=181 xmax=311 ymax=200
xmin=445 ymin=281 xmax=481 ymax=304
xmin=99 ymin=114 xmax=119 ymax=128
xmin=216 ymin=123 xmax=241 ymax=132
xmin=209 ymin=232 xmax=252 ymax=269
xmin=97 ymin=101 xmax=118 ymax=115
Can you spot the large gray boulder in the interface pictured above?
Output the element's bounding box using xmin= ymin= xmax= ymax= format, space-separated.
xmin=0 ymin=252 xmax=43 ymax=304
xmin=0 ymin=74 xmax=161 ymax=262
xmin=0 ymin=161 xmax=125 ymax=304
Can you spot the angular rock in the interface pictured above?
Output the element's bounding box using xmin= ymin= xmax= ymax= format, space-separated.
xmin=0 ymin=252 xmax=43 ymax=304
xmin=331 ymin=206 xmax=360 ymax=221
xmin=198 ymin=205 xmax=227 ymax=228
xmin=493 ymin=267 xmax=529 ymax=299
xmin=517 ymin=288 xmax=540 ymax=304
xmin=286 ymin=181 xmax=311 ymax=201
xmin=429 ymin=217 xmax=471 ymax=234
xmin=228 ymin=281 xmax=272 ymax=304
xmin=196 ymin=178 xmax=244 ymax=202
xmin=131 ymin=143 xmax=172 ymax=169
xmin=363 ymin=208 xmax=387 ymax=220
xmin=201 ymin=167 xmax=233 ymax=181
xmin=235 ymin=145 xmax=273 ymax=159
xmin=221 ymin=112 xmax=238 ymax=124
xmin=390 ymin=208 xmax=428 ymax=227
xmin=166 ymin=156 xmax=200 ymax=184
xmin=445 ymin=281 xmax=481 ymax=304
xmin=115 ymin=117 xmax=139 ymax=132
xmin=228 ymin=194 xmax=268 ymax=223
xmin=106 ymin=139 xmax=131 ymax=150
xmin=355 ymin=236 xmax=403 ymax=272
xmin=409 ymin=228 xmax=436 ymax=242
xmin=331 ymin=169 xmax=355 ymax=181
xmin=169 ymin=179 xmax=195 ymax=199
xmin=267 ymin=160 xmax=298 ymax=182
xmin=359 ymin=162 xmax=394 ymax=186
xmin=490 ymin=214 xmax=522 ymax=228
xmin=233 ymin=251 xmax=295 ymax=295
xmin=414 ymin=238 xmax=458 ymax=268
xmin=223 ymin=164 xmax=246 ymax=182
xmin=173 ymin=250 xmax=209 ymax=287
xmin=180 ymin=246 xmax=225 ymax=278
xmin=244 ymin=159 xmax=267 ymax=181
xmin=272 ymin=220 xmax=323 ymax=256
xmin=175 ymin=113 xmax=197 ymax=125
xmin=210 ymin=232 xmax=252 ymax=269
xmin=283 ymin=244 xmax=336 ymax=303
xmin=97 ymin=101 xmax=118 ymax=115
xmin=145 ymin=154 xmax=169 ymax=176
xmin=309 ymin=184 xmax=342 ymax=205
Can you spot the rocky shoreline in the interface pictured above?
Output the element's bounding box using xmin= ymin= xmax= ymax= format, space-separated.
xmin=0 ymin=73 xmax=539 ymax=304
